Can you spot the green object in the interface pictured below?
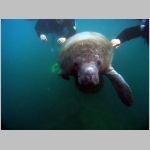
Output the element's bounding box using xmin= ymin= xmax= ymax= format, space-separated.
xmin=51 ymin=63 xmax=60 ymax=73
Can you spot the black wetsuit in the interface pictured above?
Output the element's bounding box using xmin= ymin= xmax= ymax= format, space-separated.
xmin=116 ymin=19 xmax=149 ymax=45
xmin=35 ymin=19 xmax=76 ymax=39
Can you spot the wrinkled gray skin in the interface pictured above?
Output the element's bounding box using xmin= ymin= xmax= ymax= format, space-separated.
xmin=58 ymin=32 xmax=133 ymax=106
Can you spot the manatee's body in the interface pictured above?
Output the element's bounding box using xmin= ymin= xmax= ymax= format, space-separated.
xmin=58 ymin=32 xmax=133 ymax=106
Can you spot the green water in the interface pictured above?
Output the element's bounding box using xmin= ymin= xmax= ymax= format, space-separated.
xmin=1 ymin=19 xmax=149 ymax=130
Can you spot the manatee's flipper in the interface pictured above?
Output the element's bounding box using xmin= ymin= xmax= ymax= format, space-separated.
xmin=105 ymin=66 xmax=133 ymax=106
xmin=58 ymin=70 xmax=70 ymax=80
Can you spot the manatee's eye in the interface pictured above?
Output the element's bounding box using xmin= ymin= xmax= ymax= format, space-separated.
xmin=97 ymin=60 xmax=101 ymax=66
xmin=74 ymin=62 xmax=78 ymax=67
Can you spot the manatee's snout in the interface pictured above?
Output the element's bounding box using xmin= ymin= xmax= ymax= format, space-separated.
xmin=78 ymin=65 xmax=99 ymax=87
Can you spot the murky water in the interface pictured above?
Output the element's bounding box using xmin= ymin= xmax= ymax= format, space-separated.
xmin=1 ymin=19 xmax=149 ymax=130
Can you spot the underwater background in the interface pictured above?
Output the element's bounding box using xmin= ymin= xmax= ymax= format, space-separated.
xmin=1 ymin=19 xmax=149 ymax=130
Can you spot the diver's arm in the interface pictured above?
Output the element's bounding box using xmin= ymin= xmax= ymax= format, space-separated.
xmin=65 ymin=19 xmax=76 ymax=39
xmin=35 ymin=20 xmax=49 ymax=42
xmin=111 ymin=25 xmax=142 ymax=48
xmin=57 ymin=20 xmax=76 ymax=44
xmin=57 ymin=26 xmax=76 ymax=44
xmin=116 ymin=25 xmax=142 ymax=43
xmin=35 ymin=20 xmax=45 ymax=37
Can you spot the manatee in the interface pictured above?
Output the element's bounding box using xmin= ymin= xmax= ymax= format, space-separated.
xmin=58 ymin=32 xmax=133 ymax=106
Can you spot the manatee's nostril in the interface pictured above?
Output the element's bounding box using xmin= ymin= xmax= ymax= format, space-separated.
xmin=86 ymin=74 xmax=95 ymax=79
xmin=92 ymin=75 xmax=95 ymax=78
xmin=86 ymin=74 xmax=91 ymax=79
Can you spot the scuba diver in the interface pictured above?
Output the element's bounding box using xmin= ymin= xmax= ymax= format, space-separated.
xmin=35 ymin=19 xmax=76 ymax=45
xmin=111 ymin=19 xmax=149 ymax=48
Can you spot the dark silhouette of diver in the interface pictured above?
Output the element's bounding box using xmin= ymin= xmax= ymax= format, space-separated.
xmin=35 ymin=19 xmax=76 ymax=46
xmin=111 ymin=19 xmax=149 ymax=48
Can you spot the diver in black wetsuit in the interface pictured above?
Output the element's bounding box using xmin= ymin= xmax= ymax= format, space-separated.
xmin=111 ymin=19 xmax=149 ymax=48
xmin=35 ymin=19 xmax=76 ymax=44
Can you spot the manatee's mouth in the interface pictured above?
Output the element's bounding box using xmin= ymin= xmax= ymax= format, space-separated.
xmin=75 ymin=74 xmax=103 ymax=94
xmin=78 ymin=66 xmax=99 ymax=87
xmin=78 ymin=74 xmax=99 ymax=87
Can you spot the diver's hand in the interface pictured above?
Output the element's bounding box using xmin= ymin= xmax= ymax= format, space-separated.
xmin=57 ymin=37 xmax=66 ymax=44
xmin=111 ymin=39 xmax=121 ymax=49
xmin=40 ymin=34 xmax=47 ymax=42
